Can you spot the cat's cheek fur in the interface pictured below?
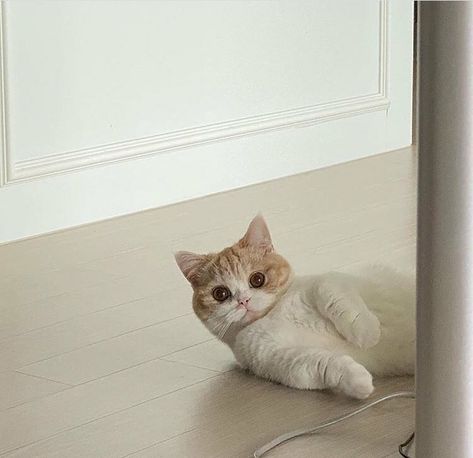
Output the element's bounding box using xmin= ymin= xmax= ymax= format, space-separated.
xmin=246 ymin=290 xmax=275 ymax=313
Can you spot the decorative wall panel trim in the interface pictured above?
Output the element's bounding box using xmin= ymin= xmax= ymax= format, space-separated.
xmin=3 ymin=0 xmax=389 ymax=184
xmin=0 ymin=3 xmax=7 ymax=187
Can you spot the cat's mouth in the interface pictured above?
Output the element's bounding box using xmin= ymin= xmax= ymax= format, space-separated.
xmin=237 ymin=304 xmax=257 ymax=315
xmin=239 ymin=308 xmax=264 ymax=324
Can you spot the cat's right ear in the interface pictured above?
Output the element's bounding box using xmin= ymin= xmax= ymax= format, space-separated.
xmin=174 ymin=251 xmax=207 ymax=285
xmin=239 ymin=213 xmax=273 ymax=252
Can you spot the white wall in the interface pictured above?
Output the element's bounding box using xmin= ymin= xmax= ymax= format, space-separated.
xmin=0 ymin=0 xmax=413 ymax=243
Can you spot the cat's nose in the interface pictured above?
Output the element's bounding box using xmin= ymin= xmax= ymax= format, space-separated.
xmin=238 ymin=297 xmax=251 ymax=308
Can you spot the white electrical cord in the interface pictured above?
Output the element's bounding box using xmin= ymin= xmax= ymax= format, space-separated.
xmin=253 ymin=391 xmax=416 ymax=457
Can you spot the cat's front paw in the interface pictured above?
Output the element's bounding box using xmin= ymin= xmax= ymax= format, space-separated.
xmin=338 ymin=361 xmax=374 ymax=399
xmin=340 ymin=311 xmax=381 ymax=349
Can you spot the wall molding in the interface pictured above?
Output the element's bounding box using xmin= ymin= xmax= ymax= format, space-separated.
xmin=11 ymin=94 xmax=389 ymax=182
xmin=2 ymin=0 xmax=389 ymax=185
xmin=0 ymin=3 xmax=7 ymax=187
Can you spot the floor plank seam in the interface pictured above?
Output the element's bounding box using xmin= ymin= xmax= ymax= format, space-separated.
xmin=0 ymin=273 xmax=132 ymax=311
xmin=0 ymin=373 xmax=223 ymax=457
xmin=0 ymin=273 xmax=131 ymax=309
xmin=119 ymin=427 xmax=198 ymax=458
xmin=157 ymin=338 xmax=217 ymax=360
xmin=14 ymin=312 xmax=197 ymax=372
xmin=6 ymin=343 xmax=217 ymax=411
xmin=13 ymin=370 xmax=74 ymax=387
xmin=0 ymin=287 xmax=192 ymax=341
xmin=158 ymin=356 xmax=231 ymax=374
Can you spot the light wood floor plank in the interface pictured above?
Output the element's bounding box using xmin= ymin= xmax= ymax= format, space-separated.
xmin=0 ymin=360 xmax=217 ymax=454
xmin=17 ymin=314 xmax=212 ymax=384
xmin=0 ymin=372 xmax=70 ymax=411
xmin=3 ymin=372 xmax=413 ymax=458
xmin=162 ymin=339 xmax=236 ymax=373
xmin=0 ymin=288 xmax=193 ymax=370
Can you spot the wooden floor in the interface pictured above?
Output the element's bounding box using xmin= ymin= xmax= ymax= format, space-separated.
xmin=0 ymin=147 xmax=416 ymax=457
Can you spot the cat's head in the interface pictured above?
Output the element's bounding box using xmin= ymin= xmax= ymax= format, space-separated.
xmin=174 ymin=214 xmax=293 ymax=340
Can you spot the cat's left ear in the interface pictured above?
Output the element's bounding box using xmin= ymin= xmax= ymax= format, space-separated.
xmin=174 ymin=251 xmax=208 ymax=285
xmin=239 ymin=213 xmax=274 ymax=252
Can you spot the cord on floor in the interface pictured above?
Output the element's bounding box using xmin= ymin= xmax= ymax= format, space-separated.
xmin=253 ymin=391 xmax=416 ymax=458
xmin=399 ymin=431 xmax=415 ymax=458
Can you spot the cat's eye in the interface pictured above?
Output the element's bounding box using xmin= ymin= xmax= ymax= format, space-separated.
xmin=249 ymin=271 xmax=265 ymax=288
xmin=212 ymin=286 xmax=231 ymax=302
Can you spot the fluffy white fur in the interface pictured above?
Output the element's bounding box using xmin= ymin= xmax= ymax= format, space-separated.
xmin=231 ymin=267 xmax=415 ymax=399
xmin=176 ymin=215 xmax=415 ymax=399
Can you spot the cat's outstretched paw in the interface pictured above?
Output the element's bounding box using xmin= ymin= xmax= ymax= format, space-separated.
xmin=338 ymin=362 xmax=374 ymax=399
xmin=339 ymin=311 xmax=381 ymax=349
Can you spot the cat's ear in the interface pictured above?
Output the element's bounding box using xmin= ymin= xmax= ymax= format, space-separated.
xmin=174 ymin=251 xmax=207 ymax=285
xmin=239 ymin=213 xmax=273 ymax=252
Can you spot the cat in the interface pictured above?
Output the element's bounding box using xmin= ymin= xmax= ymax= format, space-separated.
xmin=174 ymin=214 xmax=415 ymax=399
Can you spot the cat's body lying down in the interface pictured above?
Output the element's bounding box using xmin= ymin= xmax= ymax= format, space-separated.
xmin=232 ymin=268 xmax=415 ymax=399
xmin=175 ymin=215 xmax=415 ymax=399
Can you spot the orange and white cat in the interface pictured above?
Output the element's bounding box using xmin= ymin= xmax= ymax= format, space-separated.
xmin=175 ymin=214 xmax=415 ymax=399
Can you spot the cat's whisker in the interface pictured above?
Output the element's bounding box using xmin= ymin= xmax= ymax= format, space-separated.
xmin=218 ymin=308 xmax=250 ymax=339
xmin=212 ymin=316 xmax=232 ymax=336
xmin=213 ymin=307 xmax=243 ymax=339
xmin=213 ymin=319 xmax=227 ymax=336
xmin=214 ymin=319 xmax=229 ymax=339
xmin=217 ymin=321 xmax=232 ymax=340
